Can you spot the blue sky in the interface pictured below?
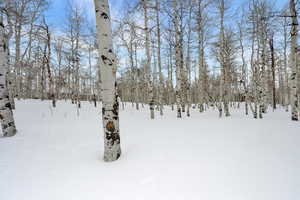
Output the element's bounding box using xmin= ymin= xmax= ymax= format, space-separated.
xmin=44 ymin=0 xmax=289 ymax=76
xmin=45 ymin=0 xmax=134 ymax=28
xmin=46 ymin=0 xmax=288 ymax=30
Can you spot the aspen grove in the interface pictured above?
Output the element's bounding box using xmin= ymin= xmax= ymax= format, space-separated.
xmin=1 ymin=0 xmax=300 ymax=199
xmin=0 ymin=0 xmax=299 ymax=160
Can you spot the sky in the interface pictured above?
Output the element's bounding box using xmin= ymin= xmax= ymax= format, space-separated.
xmin=44 ymin=0 xmax=289 ymax=77
xmin=45 ymin=0 xmax=288 ymax=33
xmin=46 ymin=0 xmax=130 ymax=28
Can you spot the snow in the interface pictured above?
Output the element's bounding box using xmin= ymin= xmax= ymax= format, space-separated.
xmin=0 ymin=100 xmax=299 ymax=200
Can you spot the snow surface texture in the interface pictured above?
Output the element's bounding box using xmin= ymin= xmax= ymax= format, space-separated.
xmin=0 ymin=100 xmax=299 ymax=200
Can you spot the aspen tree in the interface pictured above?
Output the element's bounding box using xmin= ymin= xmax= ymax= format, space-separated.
xmin=186 ymin=0 xmax=193 ymax=117
xmin=196 ymin=0 xmax=210 ymax=113
xmin=0 ymin=13 xmax=17 ymax=137
xmin=43 ymin=19 xmax=56 ymax=107
xmin=94 ymin=0 xmax=121 ymax=161
xmin=283 ymin=16 xmax=289 ymax=112
xmin=218 ymin=0 xmax=230 ymax=117
xmin=290 ymin=0 xmax=298 ymax=121
xmin=155 ymin=0 xmax=164 ymax=116
xmin=173 ymin=0 xmax=182 ymax=118
xmin=142 ymin=0 xmax=155 ymax=119
xmin=269 ymin=35 xmax=276 ymax=110
xmin=238 ymin=22 xmax=249 ymax=115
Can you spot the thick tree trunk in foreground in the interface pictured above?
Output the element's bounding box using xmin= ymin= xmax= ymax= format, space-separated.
xmin=0 ymin=17 xmax=17 ymax=137
xmin=94 ymin=0 xmax=121 ymax=161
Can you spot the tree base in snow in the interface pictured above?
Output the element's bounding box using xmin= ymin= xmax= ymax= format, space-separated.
xmin=291 ymin=116 xmax=298 ymax=121
xmin=2 ymin=129 xmax=17 ymax=138
xmin=103 ymin=148 xmax=121 ymax=162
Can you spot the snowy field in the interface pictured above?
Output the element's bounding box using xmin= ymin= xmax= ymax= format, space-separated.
xmin=0 ymin=100 xmax=299 ymax=200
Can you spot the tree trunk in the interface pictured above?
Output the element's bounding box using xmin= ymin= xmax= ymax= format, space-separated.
xmin=269 ymin=36 xmax=276 ymax=110
xmin=0 ymin=17 xmax=17 ymax=137
xmin=290 ymin=0 xmax=298 ymax=121
xmin=283 ymin=17 xmax=289 ymax=112
xmin=94 ymin=0 xmax=121 ymax=161
xmin=173 ymin=0 xmax=182 ymax=118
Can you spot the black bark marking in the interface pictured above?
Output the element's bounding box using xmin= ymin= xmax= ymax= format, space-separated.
xmin=105 ymin=130 xmax=119 ymax=145
xmin=101 ymin=55 xmax=113 ymax=66
xmin=112 ymin=101 xmax=119 ymax=115
xmin=5 ymin=103 xmax=11 ymax=109
xmin=101 ymin=12 xmax=109 ymax=19
xmin=116 ymin=152 xmax=121 ymax=159
xmin=292 ymin=116 xmax=298 ymax=121
xmin=291 ymin=72 xmax=296 ymax=80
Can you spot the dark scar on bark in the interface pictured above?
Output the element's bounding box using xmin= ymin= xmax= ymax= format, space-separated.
xmin=106 ymin=121 xmax=115 ymax=132
xmin=101 ymin=55 xmax=113 ymax=66
xmin=5 ymin=103 xmax=11 ymax=109
xmin=116 ymin=152 xmax=121 ymax=159
xmin=101 ymin=12 xmax=109 ymax=19
xmin=8 ymin=122 xmax=14 ymax=127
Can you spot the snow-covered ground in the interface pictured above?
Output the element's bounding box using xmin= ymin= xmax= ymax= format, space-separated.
xmin=0 ymin=100 xmax=299 ymax=200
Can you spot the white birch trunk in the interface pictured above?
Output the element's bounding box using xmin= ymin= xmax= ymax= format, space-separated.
xmin=290 ymin=0 xmax=298 ymax=121
xmin=283 ymin=17 xmax=289 ymax=112
xmin=156 ymin=0 xmax=163 ymax=116
xmin=173 ymin=0 xmax=182 ymax=118
xmin=94 ymin=0 xmax=121 ymax=161
xmin=143 ymin=0 xmax=155 ymax=119
xmin=0 ymin=17 xmax=17 ymax=137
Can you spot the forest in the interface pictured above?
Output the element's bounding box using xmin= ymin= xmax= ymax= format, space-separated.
xmin=0 ymin=0 xmax=299 ymax=200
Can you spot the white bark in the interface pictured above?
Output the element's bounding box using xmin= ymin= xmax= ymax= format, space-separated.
xmin=94 ymin=0 xmax=121 ymax=161
xmin=143 ymin=0 xmax=155 ymax=119
xmin=283 ymin=17 xmax=289 ymax=112
xmin=0 ymin=16 xmax=17 ymax=137
xmin=290 ymin=0 xmax=298 ymax=121
xmin=173 ymin=0 xmax=182 ymax=118
xmin=155 ymin=0 xmax=163 ymax=116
